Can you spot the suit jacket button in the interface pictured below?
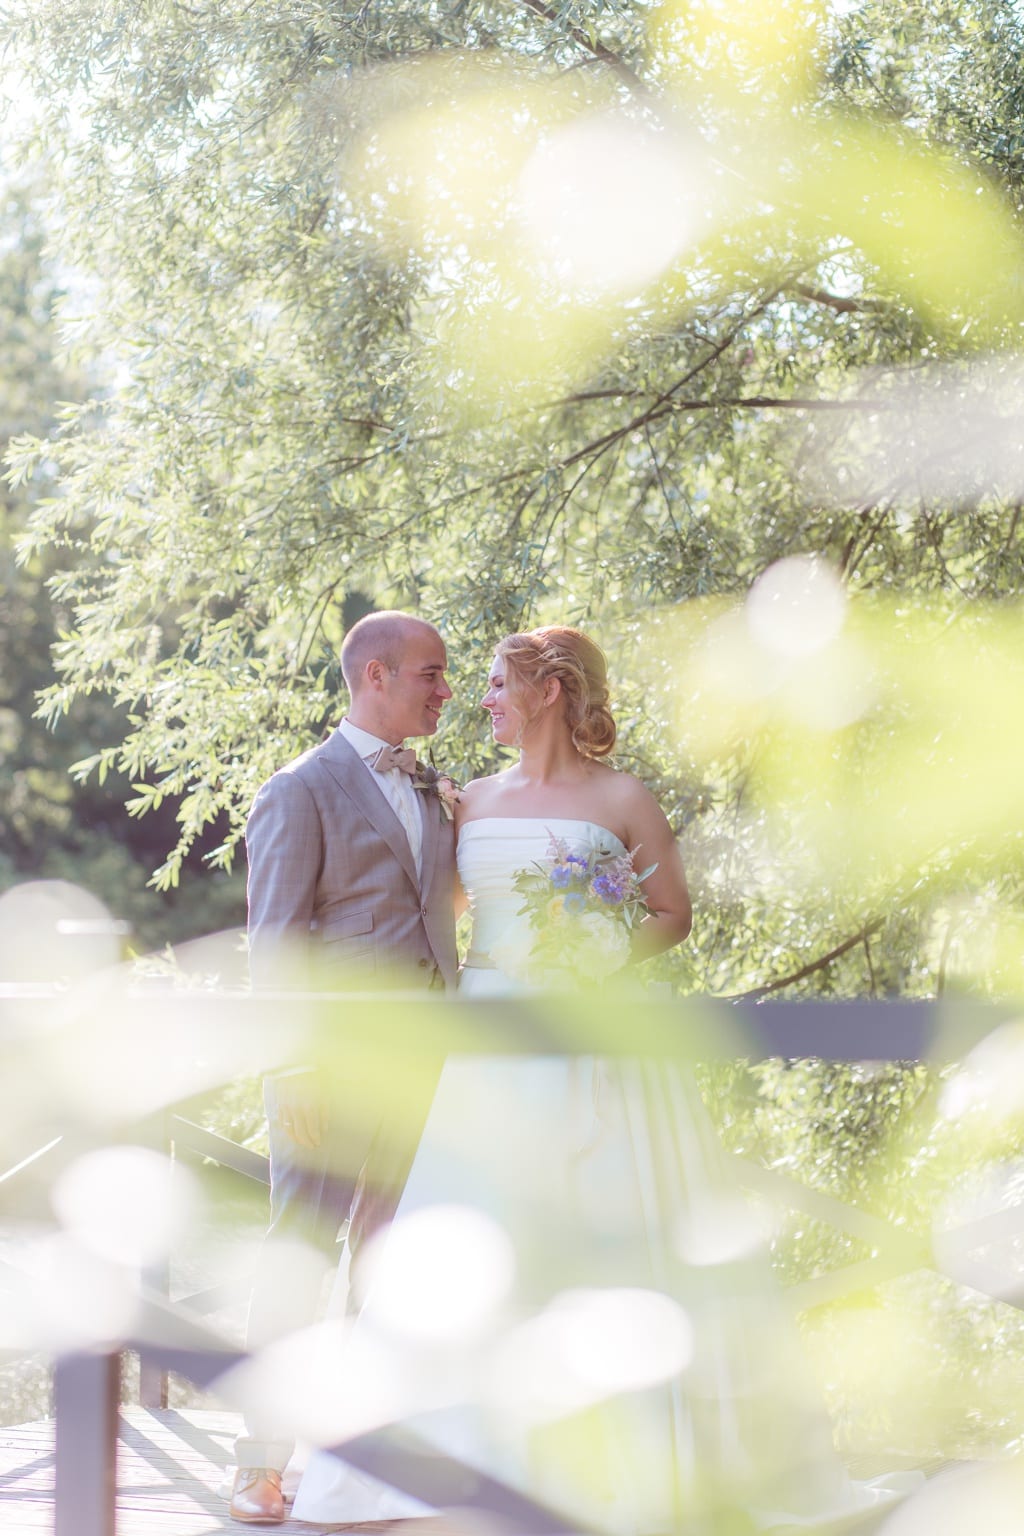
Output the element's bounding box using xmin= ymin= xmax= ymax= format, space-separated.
xmin=417 ymin=957 xmax=430 ymax=967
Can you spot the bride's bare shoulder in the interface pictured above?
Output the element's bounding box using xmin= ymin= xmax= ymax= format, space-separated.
xmin=595 ymin=761 xmax=663 ymax=816
xmin=590 ymin=758 xmax=644 ymax=794
xmin=460 ymin=767 xmax=515 ymax=797
xmin=455 ymin=768 xmax=516 ymax=820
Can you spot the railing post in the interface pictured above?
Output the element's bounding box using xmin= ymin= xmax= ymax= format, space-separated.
xmin=54 ymin=1348 xmax=120 ymax=1536
xmin=138 ymin=1315 xmax=169 ymax=1408
xmin=139 ymin=1107 xmax=171 ymax=1409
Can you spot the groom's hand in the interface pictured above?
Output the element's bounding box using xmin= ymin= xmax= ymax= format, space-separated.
xmin=275 ymin=1072 xmax=328 ymax=1149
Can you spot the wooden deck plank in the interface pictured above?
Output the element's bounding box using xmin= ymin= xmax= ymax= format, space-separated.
xmin=0 ymin=1408 xmax=455 ymax=1536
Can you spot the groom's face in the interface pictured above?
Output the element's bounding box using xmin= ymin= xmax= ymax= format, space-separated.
xmin=380 ymin=628 xmax=452 ymax=742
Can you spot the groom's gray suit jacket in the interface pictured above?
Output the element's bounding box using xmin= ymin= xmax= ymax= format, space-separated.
xmin=245 ymin=727 xmax=458 ymax=993
xmin=239 ymin=728 xmax=456 ymax=1469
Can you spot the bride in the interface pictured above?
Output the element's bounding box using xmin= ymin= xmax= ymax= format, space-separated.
xmin=291 ymin=626 xmax=915 ymax=1532
xmin=457 ymin=624 xmax=692 ymax=995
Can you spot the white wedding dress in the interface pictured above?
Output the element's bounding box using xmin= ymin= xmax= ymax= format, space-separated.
xmin=291 ymin=818 xmax=918 ymax=1531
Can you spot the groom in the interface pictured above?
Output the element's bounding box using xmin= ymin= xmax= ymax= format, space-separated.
xmin=230 ymin=610 xmax=458 ymax=1525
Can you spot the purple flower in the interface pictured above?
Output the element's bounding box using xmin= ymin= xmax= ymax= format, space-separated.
xmin=564 ymin=892 xmax=587 ymax=915
xmin=550 ymin=865 xmax=573 ymax=889
xmin=592 ymin=873 xmax=625 ymax=904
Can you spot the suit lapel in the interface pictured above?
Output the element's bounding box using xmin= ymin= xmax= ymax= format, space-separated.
xmin=318 ymin=730 xmax=420 ymax=891
xmin=417 ymin=783 xmax=439 ymax=898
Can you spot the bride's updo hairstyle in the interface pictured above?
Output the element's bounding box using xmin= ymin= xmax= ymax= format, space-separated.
xmin=496 ymin=626 xmax=617 ymax=758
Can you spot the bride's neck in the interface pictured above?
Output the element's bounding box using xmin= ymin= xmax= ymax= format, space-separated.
xmin=516 ymin=729 xmax=583 ymax=782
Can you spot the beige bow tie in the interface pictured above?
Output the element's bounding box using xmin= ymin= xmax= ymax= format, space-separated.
xmin=372 ymin=744 xmax=418 ymax=776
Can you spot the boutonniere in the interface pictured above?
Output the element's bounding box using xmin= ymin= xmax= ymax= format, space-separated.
xmin=411 ymin=763 xmax=461 ymax=822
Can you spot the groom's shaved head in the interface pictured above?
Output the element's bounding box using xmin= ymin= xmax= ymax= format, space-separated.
xmin=341 ymin=611 xmax=439 ymax=695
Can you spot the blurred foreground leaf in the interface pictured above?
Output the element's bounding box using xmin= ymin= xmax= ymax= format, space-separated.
xmin=650 ymin=571 xmax=1024 ymax=970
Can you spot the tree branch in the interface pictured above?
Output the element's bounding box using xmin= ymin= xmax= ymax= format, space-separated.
xmin=727 ymin=917 xmax=886 ymax=1003
xmin=936 ymin=911 xmax=959 ymax=998
xmin=515 ymin=0 xmax=647 ymax=92
xmin=652 ymin=394 xmax=897 ymax=411
xmin=792 ymin=282 xmax=882 ymax=315
xmin=557 ymin=281 xmax=795 ymax=468
xmin=558 ymin=393 xmax=903 ymax=473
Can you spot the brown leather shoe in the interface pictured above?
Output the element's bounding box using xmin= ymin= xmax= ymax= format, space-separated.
xmin=229 ymin=1468 xmax=285 ymax=1524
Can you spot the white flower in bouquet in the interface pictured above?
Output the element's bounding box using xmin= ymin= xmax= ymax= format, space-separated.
xmin=572 ymin=911 xmax=632 ymax=980
xmin=489 ymin=922 xmax=540 ymax=984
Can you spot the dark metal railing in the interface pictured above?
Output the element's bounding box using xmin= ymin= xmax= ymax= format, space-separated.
xmin=138 ymin=1110 xmax=271 ymax=1408
xmin=1 ymin=989 xmax=1018 ymax=1536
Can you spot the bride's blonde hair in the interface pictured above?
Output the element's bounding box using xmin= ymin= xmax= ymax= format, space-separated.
xmin=495 ymin=626 xmax=617 ymax=759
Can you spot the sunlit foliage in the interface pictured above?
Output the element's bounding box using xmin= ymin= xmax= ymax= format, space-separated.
xmin=0 ymin=167 xmax=245 ymax=946
xmin=3 ymin=0 xmax=1024 ymax=975
xmin=5 ymin=0 xmax=1024 ymax=1478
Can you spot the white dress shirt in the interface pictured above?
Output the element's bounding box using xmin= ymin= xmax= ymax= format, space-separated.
xmin=338 ymin=718 xmax=423 ymax=880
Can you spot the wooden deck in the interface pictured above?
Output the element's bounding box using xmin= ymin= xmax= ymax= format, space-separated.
xmin=0 ymin=1402 xmax=994 ymax=1536
xmin=0 ymin=1407 xmax=457 ymax=1536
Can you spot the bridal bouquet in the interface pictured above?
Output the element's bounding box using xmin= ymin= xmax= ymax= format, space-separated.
xmin=490 ymin=835 xmax=656 ymax=987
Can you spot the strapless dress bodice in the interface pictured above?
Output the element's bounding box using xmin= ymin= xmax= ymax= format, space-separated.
xmin=457 ymin=817 xmax=628 ymax=974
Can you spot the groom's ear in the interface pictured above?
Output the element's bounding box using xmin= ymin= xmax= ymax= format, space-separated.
xmin=365 ymin=658 xmax=388 ymax=690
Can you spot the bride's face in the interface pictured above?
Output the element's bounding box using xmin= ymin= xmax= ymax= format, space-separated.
xmin=481 ymin=653 xmax=529 ymax=746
